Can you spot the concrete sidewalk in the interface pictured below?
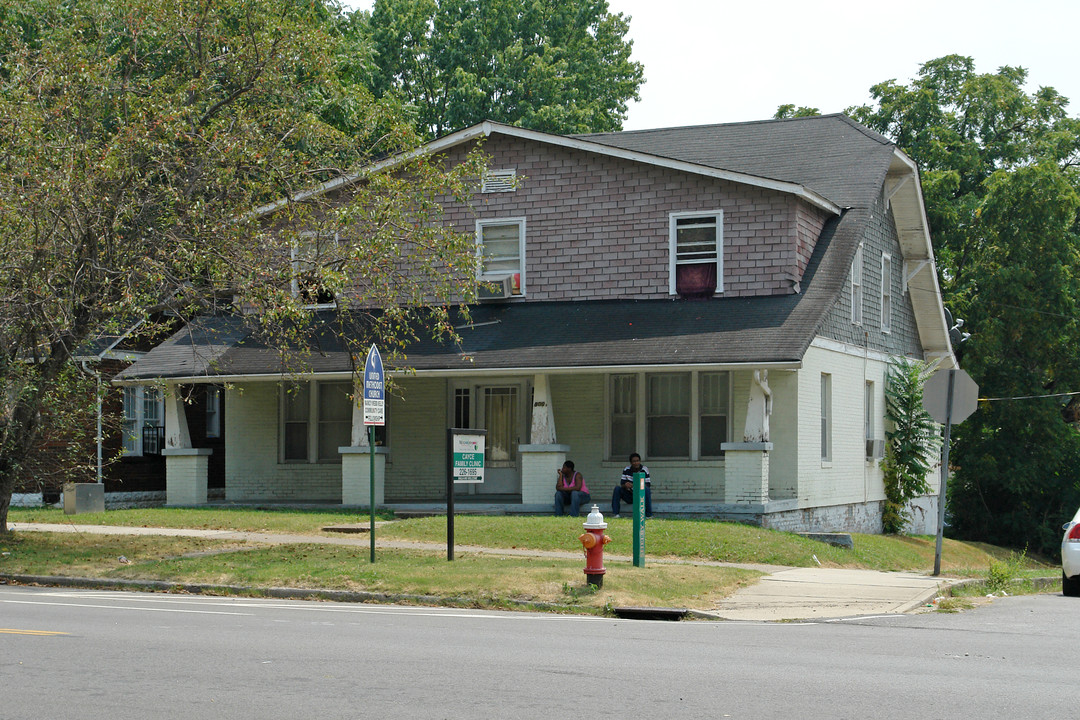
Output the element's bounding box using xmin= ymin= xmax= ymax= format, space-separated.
xmin=7 ymin=522 xmax=954 ymax=621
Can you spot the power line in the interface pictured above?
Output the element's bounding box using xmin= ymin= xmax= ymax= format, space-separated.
xmin=980 ymin=390 xmax=1080 ymax=402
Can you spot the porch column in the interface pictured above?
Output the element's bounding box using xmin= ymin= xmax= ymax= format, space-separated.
xmin=720 ymin=442 xmax=772 ymax=503
xmin=162 ymin=384 xmax=211 ymax=505
xmin=721 ymin=369 xmax=774 ymax=504
xmin=519 ymin=374 xmax=568 ymax=507
xmin=340 ymin=394 xmax=385 ymax=506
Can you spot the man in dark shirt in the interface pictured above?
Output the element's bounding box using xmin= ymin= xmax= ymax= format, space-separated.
xmin=611 ymin=452 xmax=651 ymax=517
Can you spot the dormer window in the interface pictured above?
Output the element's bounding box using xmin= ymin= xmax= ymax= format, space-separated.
xmin=481 ymin=169 xmax=516 ymax=193
xmin=291 ymin=231 xmax=339 ymax=307
xmin=669 ymin=211 xmax=723 ymax=298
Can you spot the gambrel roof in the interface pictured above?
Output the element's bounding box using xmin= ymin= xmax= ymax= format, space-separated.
xmin=117 ymin=115 xmax=954 ymax=383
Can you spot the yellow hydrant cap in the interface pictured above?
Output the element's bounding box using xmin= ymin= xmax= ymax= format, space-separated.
xmin=583 ymin=504 xmax=607 ymax=529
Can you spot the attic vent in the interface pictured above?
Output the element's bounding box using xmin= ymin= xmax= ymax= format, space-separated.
xmin=482 ymin=169 xmax=516 ymax=193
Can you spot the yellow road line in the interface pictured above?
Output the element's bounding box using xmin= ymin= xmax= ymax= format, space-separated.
xmin=0 ymin=628 xmax=69 ymax=636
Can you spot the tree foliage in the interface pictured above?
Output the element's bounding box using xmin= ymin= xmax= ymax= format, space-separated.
xmin=851 ymin=56 xmax=1080 ymax=554
xmin=850 ymin=55 xmax=1080 ymax=296
xmin=363 ymin=0 xmax=645 ymax=137
xmin=881 ymin=357 xmax=941 ymax=534
xmin=0 ymin=0 xmax=487 ymax=532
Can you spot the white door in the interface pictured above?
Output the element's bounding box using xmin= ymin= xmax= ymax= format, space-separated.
xmin=453 ymin=383 xmax=523 ymax=496
xmin=477 ymin=385 xmax=522 ymax=495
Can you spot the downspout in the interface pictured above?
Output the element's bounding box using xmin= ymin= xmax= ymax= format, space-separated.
xmin=78 ymin=360 xmax=104 ymax=484
xmin=863 ymin=332 xmax=869 ymax=505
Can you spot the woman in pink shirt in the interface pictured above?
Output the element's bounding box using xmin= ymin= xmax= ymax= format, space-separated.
xmin=554 ymin=461 xmax=590 ymax=516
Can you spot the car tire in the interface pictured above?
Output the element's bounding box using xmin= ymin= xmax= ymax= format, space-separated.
xmin=1063 ymin=571 xmax=1080 ymax=597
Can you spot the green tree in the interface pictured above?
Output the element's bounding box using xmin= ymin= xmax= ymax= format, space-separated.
xmin=945 ymin=163 xmax=1080 ymax=553
xmin=849 ymin=55 xmax=1080 ymax=296
xmin=851 ymin=56 xmax=1080 ymax=554
xmin=773 ymin=104 xmax=820 ymax=119
xmin=881 ymin=357 xmax=941 ymax=534
xmin=0 ymin=0 xmax=486 ymax=532
xmin=364 ymin=0 xmax=645 ymax=137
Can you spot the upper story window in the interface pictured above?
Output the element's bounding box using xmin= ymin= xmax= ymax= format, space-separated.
xmin=670 ymin=211 xmax=723 ymax=298
xmin=122 ymin=386 xmax=163 ymax=456
xmin=476 ymin=218 xmax=525 ymax=295
xmin=881 ymin=253 xmax=892 ymax=333
xmin=481 ymin=169 xmax=516 ymax=193
xmin=291 ymin=231 xmax=339 ymax=308
xmin=851 ymin=243 xmax=864 ymax=325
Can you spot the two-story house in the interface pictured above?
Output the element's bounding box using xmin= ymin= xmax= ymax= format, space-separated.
xmin=116 ymin=114 xmax=954 ymax=533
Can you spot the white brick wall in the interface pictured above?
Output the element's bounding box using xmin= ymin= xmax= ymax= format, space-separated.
xmin=225 ymin=383 xmax=340 ymax=502
xmin=383 ymin=377 xmax=447 ymax=501
xmin=797 ymin=345 xmax=888 ymax=507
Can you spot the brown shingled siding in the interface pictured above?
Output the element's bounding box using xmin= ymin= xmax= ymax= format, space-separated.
xmin=437 ymin=134 xmax=831 ymax=301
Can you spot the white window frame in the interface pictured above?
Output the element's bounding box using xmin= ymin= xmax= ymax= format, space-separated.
xmin=820 ymin=373 xmax=832 ymax=463
xmin=864 ymin=380 xmax=874 ymax=442
xmin=851 ymin=244 xmax=864 ymax=325
xmin=280 ymin=380 xmax=356 ymax=464
xmin=607 ymin=371 xmax=731 ymax=461
xmin=669 ymin=210 xmax=724 ymax=296
xmin=291 ymin=231 xmax=340 ymax=309
xmin=481 ymin=169 xmax=517 ymax=193
xmin=476 ymin=217 xmax=526 ymax=295
xmin=121 ymin=386 xmax=164 ymax=457
xmin=881 ymin=252 xmax=892 ymax=333
xmin=205 ymin=386 xmax=221 ymax=439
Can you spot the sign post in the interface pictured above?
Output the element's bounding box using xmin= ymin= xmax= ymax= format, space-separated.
xmin=922 ymin=368 xmax=979 ymax=576
xmin=363 ymin=345 xmax=385 ymax=564
xmin=447 ymin=428 xmax=486 ymax=561
xmin=632 ymin=472 xmax=646 ymax=567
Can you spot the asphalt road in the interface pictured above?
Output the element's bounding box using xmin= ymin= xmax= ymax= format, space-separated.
xmin=1 ymin=585 xmax=1075 ymax=719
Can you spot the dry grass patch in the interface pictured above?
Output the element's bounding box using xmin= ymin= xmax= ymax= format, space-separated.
xmin=0 ymin=531 xmax=255 ymax=577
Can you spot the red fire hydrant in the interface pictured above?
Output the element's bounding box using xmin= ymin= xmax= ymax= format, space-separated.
xmin=578 ymin=504 xmax=612 ymax=588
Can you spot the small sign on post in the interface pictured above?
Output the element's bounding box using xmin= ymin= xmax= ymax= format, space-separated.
xmin=446 ymin=428 xmax=486 ymax=561
xmin=363 ymin=345 xmax=385 ymax=427
xmin=363 ymin=345 xmax=384 ymax=563
xmin=922 ymin=367 xmax=979 ymax=576
xmin=451 ymin=434 xmax=485 ymax=484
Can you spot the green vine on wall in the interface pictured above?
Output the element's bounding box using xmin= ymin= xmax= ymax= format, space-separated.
xmin=882 ymin=357 xmax=942 ymax=534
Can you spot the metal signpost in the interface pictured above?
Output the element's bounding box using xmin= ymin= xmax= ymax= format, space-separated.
xmin=632 ymin=472 xmax=646 ymax=567
xmin=363 ymin=345 xmax=385 ymax=563
xmin=446 ymin=428 xmax=486 ymax=561
xmin=922 ymin=368 xmax=979 ymax=576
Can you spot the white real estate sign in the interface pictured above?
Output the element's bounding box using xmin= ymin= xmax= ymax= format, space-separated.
xmin=451 ymin=433 xmax=485 ymax=484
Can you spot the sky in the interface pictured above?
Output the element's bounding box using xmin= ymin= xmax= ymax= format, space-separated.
xmin=344 ymin=0 xmax=1080 ymax=131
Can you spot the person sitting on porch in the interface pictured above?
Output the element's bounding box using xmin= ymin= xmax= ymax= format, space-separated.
xmin=554 ymin=461 xmax=590 ymax=516
xmin=611 ymin=452 xmax=652 ymax=518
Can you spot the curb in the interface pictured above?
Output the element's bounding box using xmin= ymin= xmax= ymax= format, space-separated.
xmin=0 ymin=573 xmax=600 ymax=616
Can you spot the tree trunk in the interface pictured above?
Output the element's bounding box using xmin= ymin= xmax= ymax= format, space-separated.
xmin=0 ymin=489 xmax=10 ymax=534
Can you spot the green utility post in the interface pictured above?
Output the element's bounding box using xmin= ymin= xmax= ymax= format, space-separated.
xmin=632 ymin=471 xmax=646 ymax=567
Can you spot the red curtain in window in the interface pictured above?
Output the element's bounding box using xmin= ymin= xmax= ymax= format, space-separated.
xmin=676 ymin=263 xmax=717 ymax=298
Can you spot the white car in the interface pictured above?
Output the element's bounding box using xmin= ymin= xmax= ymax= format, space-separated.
xmin=1063 ymin=507 xmax=1080 ymax=596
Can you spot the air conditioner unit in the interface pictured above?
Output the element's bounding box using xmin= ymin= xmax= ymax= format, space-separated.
xmin=865 ymin=438 xmax=886 ymax=459
xmin=477 ymin=274 xmax=520 ymax=301
xmin=478 ymin=275 xmax=511 ymax=301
